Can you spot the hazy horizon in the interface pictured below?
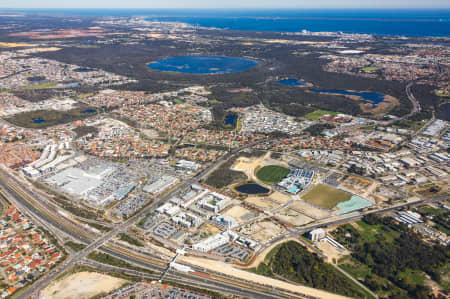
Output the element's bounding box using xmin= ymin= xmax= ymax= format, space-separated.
xmin=1 ymin=0 xmax=449 ymax=9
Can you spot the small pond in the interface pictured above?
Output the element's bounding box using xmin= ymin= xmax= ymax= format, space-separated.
xmin=278 ymin=78 xmax=306 ymax=86
xmin=32 ymin=118 xmax=45 ymax=124
xmin=309 ymin=89 xmax=386 ymax=107
xmin=81 ymin=109 xmax=96 ymax=114
xmin=224 ymin=113 xmax=238 ymax=127
xmin=235 ymin=183 xmax=270 ymax=194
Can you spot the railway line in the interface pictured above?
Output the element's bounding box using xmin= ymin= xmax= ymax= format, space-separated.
xmin=0 ymin=110 xmax=447 ymax=299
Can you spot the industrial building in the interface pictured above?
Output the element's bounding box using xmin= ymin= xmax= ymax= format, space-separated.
xmin=23 ymin=142 xmax=73 ymax=178
xmin=192 ymin=232 xmax=229 ymax=252
xmin=198 ymin=192 xmax=231 ymax=213
xmin=308 ymin=228 xmax=326 ymax=241
xmin=156 ymin=203 xmax=181 ymax=217
xmin=171 ymin=212 xmax=203 ymax=229
xmin=211 ymin=214 xmax=238 ymax=229
xmin=395 ymin=211 xmax=423 ymax=225
xmin=175 ymin=159 xmax=201 ymax=172
xmin=143 ymin=175 xmax=178 ymax=194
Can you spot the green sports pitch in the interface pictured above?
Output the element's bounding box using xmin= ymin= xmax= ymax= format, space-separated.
xmin=256 ymin=165 xmax=290 ymax=184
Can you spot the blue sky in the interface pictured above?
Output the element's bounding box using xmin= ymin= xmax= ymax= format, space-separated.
xmin=1 ymin=0 xmax=450 ymax=9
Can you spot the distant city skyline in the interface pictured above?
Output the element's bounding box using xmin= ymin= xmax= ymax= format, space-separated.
xmin=1 ymin=0 xmax=450 ymax=9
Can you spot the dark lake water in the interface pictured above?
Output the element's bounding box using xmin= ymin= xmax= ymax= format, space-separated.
xmin=278 ymin=79 xmax=306 ymax=86
xmin=147 ymin=56 xmax=259 ymax=74
xmin=74 ymin=68 xmax=94 ymax=72
xmin=32 ymin=118 xmax=45 ymax=124
xmin=235 ymin=183 xmax=269 ymax=194
xmin=309 ymin=89 xmax=386 ymax=107
xmin=224 ymin=113 xmax=237 ymax=126
xmin=81 ymin=109 xmax=96 ymax=114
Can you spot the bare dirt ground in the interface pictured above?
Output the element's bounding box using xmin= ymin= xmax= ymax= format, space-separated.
xmin=275 ymin=208 xmax=314 ymax=226
xmin=223 ymin=205 xmax=255 ymax=223
xmin=179 ymin=255 xmax=349 ymax=299
xmin=232 ymin=152 xmax=289 ymax=185
xmin=41 ymin=271 xmax=128 ymax=299
xmin=244 ymin=196 xmax=281 ymax=211
xmin=289 ymin=199 xmax=331 ymax=219
xmin=232 ymin=152 xmax=271 ymax=179
xmin=316 ymin=240 xmax=349 ymax=263
xmin=195 ymin=223 xmax=221 ymax=239
xmin=340 ymin=176 xmax=377 ymax=198
xmin=238 ymin=220 xmax=285 ymax=243
xmin=269 ymin=191 xmax=291 ymax=204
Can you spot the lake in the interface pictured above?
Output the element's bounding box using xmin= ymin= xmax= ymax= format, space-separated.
xmin=81 ymin=109 xmax=96 ymax=114
xmin=309 ymin=89 xmax=386 ymax=107
xmin=278 ymin=79 xmax=306 ymax=86
xmin=32 ymin=118 xmax=45 ymax=124
xmin=74 ymin=68 xmax=94 ymax=72
xmin=224 ymin=113 xmax=237 ymax=126
xmin=147 ymin=56 xmax=259 ymax=74
xmin=235 ymin=183 xmax=270 ymax=194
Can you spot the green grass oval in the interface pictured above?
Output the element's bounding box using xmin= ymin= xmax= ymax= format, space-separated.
xmin=256 ymin=165 xmax=290 ymax=184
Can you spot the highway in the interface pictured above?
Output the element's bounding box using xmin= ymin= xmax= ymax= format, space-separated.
xmin=0 ymin=81 xmax=442 ymax=299
xmin=3 ymin=139 xmax=310 ymax=299
xmin=6 ymin=154 xmax=446 ymax=299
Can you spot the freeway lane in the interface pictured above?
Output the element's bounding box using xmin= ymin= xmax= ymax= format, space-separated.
xmin=82 ymin=259 xmax=287 ymax=299
xmin=0 ymin=179 xmax=92 ymax=244
xmin=97 ymin=246 xmax=289 ymax=299
xmin=5 ymin=151 xmax=448 ymax=299
xmin=3 ymin=113 xmax=447 ymax=299
xmin=8 ymin=139 xmax=281 ymax=299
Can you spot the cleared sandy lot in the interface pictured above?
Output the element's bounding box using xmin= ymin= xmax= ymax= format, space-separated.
xmin=41 ymin=271 xmax=128 ymax=299
xmin=238 ymin=220 xmax=285 ymax=243
xmin=223 ymin=205 xmax=256 ymax=223
xmin=340 ymin=176 xmax=377 ymax=197
xmin=269 ymin=191 xmax=291 ymax=204
xmin=244 ymin=196 xmax=281 ymax=211
xmin=232 ymin=152 xmax=270 ymax=178
xmin=275 ymin=208 xmax=314 ymax=226
xmin=289 ymin=199 xmax=331 ymax=219
xmin=316 ymin=240 xmax=348 ymax=262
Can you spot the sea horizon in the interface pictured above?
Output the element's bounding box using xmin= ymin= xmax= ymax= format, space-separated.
xmin=1 ymin=8 xmax=449 ymax=37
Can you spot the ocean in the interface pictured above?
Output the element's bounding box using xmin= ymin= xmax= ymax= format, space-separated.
xmin=3 ymin=9 xmax=450 ymax=37
xmin=146 ymin=9 xmax=450 ymax=37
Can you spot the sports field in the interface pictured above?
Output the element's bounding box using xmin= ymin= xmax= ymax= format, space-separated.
xmin=256 ymin=165 xmax=290 ymax=184
xmin=302 ymin=184 xmax=351 ymax=209
xmin=304 ymin=110 xmax=338 ymax=120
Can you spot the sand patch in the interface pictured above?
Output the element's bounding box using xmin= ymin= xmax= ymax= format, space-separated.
xmin=195 ymin=224 xmax=222 ymax=241
xmin=289 ymin=199 xmax=331 ymax=219
xmin=41 ymin=271 xmax=128 ymax=299
xmin=244 ymin=196 xmax=280 ymax=211
xmin=232 ymin=152 xmax=270 ymax=179
xmin=269 ymin=191 xmax=291 ymax=204
xmin=340 ymin=176 xmax=377 ymax=198
xmin=316 ymin=240 xmax=348 ymax=263
xmin=275 ymin=208 xmax=314 ymax=226
xmin=238 ymin=220 xmax=285 ymax=243
xmin=223 ymin=205 xmax=255 ymax=223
